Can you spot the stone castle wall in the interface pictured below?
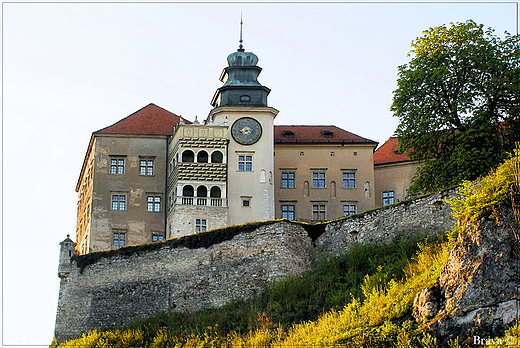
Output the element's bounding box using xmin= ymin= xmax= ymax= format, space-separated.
xmin=55 ymin=190 xmax=457 ymax=343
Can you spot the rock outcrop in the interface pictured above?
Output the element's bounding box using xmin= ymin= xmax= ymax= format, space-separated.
xmin=429 ymin=207 xmax=520 ymax=342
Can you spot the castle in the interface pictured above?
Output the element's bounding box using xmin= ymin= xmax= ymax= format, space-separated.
xmin=72 ymin=24 xmax=418 ymax=256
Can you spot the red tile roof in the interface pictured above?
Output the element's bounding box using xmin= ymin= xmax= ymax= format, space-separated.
xmin=95 ymin=103 xmax=190 ymax=136
xmin=274 ymin=125 xmax=377 ymax=145
xmin=373 ymin=137 xmax=413 ymax=165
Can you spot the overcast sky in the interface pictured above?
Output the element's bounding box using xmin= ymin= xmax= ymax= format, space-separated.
xmin=2 ymin=1 xmax=518 ymax=346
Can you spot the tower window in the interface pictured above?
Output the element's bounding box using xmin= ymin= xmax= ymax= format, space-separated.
xmin=211 ymin=151 xmax=223 ymax=163
xmin=240 ymin=95 xmax=251 ymax=102
xmin=197 ymin=150 xmax=208 ymax=163
xmin=181 ymin=150 xmax=195 ymax=162
xmin=238 ymin=155 xmax=252 ymax=171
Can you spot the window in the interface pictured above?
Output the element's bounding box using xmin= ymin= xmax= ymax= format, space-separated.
xmin=282 ymin=172 xmax=295 ymax=188
xmin=147 ymin=196 xmax=161 ymax=212
xmin=242 ymin=199 xmax=250 ymax=207
xmin=312 ymin=204 xmax=326 ymax=221
xmin=382 ymin=191 xmax=395 ymax=206
xmin=321 ymin=130 xmax=334 ymax=138
xmin=312 ymin=172 xmax=326 ymax=188
xmin=240 ymin=95 xmax=251 ymax=102
xmin=238 ymin=155 xmax=252 ymax=171
xmin=211 ymin=151 xmax=223 ymax=163
xmin=282 ymin=205 xmax=295 ymax=220
xmin=197 ymin=150 xmax=208 ymax=163
xmin=181 ymin=150 xmax=194 ymax=162
xmin=152 ymin=233 xmax=165 ymax=242
xmin=111 ymin=195 xmax=126 ymax=210
xmin=281 ymin=130 xmax=294 ymax=138
xmin=113 ymin=230 xmax=126 ymax=248
xmin=343 ymin=173 xmax=356 ymax=188
xmin=343 ymin=205 xmax=356 ymax=216
xmin=110 ymin=158 xmax=125 ymax=175
xmin=139 ymin=159 xmax=154 ymax=175
xmin=196 ymin=219 xmax=207 ymax=233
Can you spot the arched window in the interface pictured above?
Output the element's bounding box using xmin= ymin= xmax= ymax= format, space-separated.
xmin=183 ymin=185 xmax=194 ymax=197
xmin=197 ymin=150 xmax=208 ymax=163
xmin=197 ymin=186 xmax=208 ymax=197
xmin=211 ymin=151 xmax=223 ymax=163
xmin=210 ymin=186 xmax=221 ymax=198
xmin=181 ymin=150 xmax=194 ymax=163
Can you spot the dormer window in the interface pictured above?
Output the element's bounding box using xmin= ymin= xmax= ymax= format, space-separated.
xmin=282 ymin=130 xmax=295 ymax=138
xmin=321 ymin=130 xmax=334 ymax=138
xmin=393 ymin=145 xmax=403 ymax=155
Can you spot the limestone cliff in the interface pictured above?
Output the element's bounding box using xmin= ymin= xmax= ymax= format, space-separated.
xmin=415 ymin=207 xmax=520 ymax=343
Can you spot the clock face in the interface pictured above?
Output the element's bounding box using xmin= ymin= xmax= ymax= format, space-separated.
xmin=231 ymin=117 xmax=262 ymax=145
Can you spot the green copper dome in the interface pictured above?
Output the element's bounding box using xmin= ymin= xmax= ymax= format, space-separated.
xmin=227 ymin=50 xmax=259 ymax=67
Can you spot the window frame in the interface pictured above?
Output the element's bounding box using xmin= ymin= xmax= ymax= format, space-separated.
xmin=382 ymin=191 xmax=395 ymax=206
xmin=195 ymin=219 xmax=207 ymax=233
xmin=110 ymin=157 xmax=125 ymax=175
xmin=113 ymin=230 xmax=126 ymax=248
xmin=111 ymin=194 xmax=126 ymax=211
xmin=139 ymin=158 xmax=155 ymax=176
xmin=312 ymin=172 xmax=326 ymax=188
xmin=312 ymin=203 xmax=327 ymax=221
xmin=342 ymin=172 xmax=356 ymax=189
xmin=343 ymin=204 xmax=356 ymax=216
xmin=238 ymin=155 xmax=253 ymax=172
xmin=281 ymin=204 xmax=295 ymax=220
xmin=281 ymin=172 xmax=296 ymax=188
xmin=147 ymin=195 xmax=162 ymax=212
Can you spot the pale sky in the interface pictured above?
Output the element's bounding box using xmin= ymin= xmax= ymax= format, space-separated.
xmin=2 ymin=1 xmax=518 ymax=346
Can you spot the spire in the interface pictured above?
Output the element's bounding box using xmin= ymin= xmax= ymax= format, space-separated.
xmin=238 ymin=13 xmax=244 ymax=52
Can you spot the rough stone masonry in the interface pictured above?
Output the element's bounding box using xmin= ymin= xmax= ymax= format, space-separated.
xmin=54 ymin=190 xmax=456 ymax=343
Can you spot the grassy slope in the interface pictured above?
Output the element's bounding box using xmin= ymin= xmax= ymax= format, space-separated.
xmin=54 ymin=151 xmax=520 ymax=347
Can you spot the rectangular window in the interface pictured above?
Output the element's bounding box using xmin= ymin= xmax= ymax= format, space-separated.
xmin=113 ymin=231 xmax=126 ymax=248
xmin=281 ymin=205 xmax=295 ymax=220
xmin=110 ymin=158 xmax=125 ymax=175
xmin=152 ymin=233 xmax=165 ymax=242
xmin=195 ymin=219 xmax=207 ymax=233
xmin=238 ymin=155 xmax=252 ymax=171
xmin=382 ymin=191 xmax=395 ymax=206
xmin=140 ymin=159 xmax=154 ymax=175
xmin=312 ymin=204 xmax=326 ymax=221
xmin=281 ymin=172 xmax=295 ymax=188
xmin=147 ymin=196 xmax=161 ymax=212
xmin=343 ymin=173 xmax=356 ymax=188
xmin=312 ymin=172 xmax=326 ymax=188
xmin=111 ymin=195 xmax=126 ymax=210
xmin=242 ymin=199 xmax=250 ymax=207
xmin=343 ymin=204 xmax=356 ymax=216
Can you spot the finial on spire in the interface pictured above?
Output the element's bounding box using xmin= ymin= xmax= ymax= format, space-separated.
xmin=238 ymin=13 xmax=244 ymax=52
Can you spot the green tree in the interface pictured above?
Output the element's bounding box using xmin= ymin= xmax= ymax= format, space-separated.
xmin=392 ymin=20 xmax=520 ymax=194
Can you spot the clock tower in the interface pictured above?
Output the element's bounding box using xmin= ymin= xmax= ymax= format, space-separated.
xmin=206 ymin=21 xmax=278 ymax=225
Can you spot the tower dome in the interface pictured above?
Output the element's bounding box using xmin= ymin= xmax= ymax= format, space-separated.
xmin=210 ymin=18 xmax=270 ymax=108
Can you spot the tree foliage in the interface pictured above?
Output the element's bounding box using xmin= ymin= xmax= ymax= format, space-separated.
xmin=392 ymin=20 xmax=520 ymax=194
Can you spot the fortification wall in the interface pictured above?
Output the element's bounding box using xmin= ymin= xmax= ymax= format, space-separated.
xmin=315 ymin=190 xmax=456 ymax=256
xmin=54 ymin=221 xmax=314 ymax=343
xmin=55 ymin=190 xmax=457 ymax=343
